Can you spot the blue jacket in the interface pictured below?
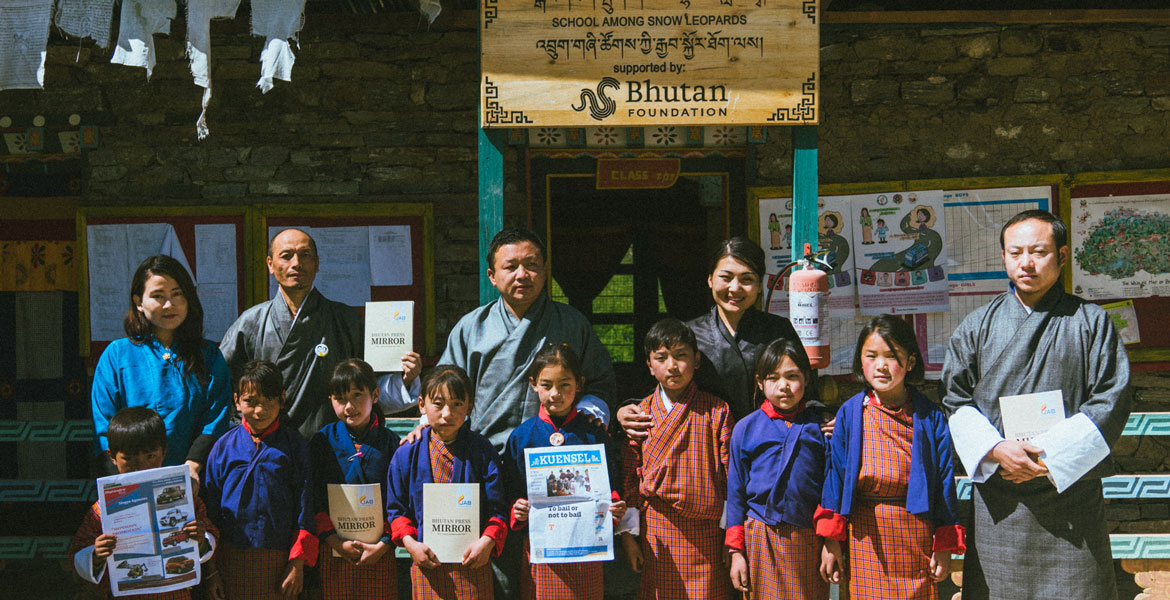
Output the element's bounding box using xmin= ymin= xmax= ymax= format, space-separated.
xmin=820 ymin=389 xmax=961 ymax=531
xmin=727 ymin=403 xmax=826 ymax=535
xmin=385 ymin=424 xmax=509 ymax=548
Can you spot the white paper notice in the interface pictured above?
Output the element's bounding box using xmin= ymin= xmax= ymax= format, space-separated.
xmin=422 ymin=483 xmax=479 ymax=563
xmin=999 ymin=390 xmax=1066 ymax=442
xmin=197 ymin=282 xmax=238 ymax=343
xmin=127 ymin=223 xmax=172 ymax=268
xmin=314 ymin=227 xmax=372 ymax=306
xmin=87 ymin=225 xmax=133 ymax=342
xmin=159 ymin=226 xmax=194 ymax=283
xmin=365 ymin=301 xmax=414 ymax=371
xmin=194 ymin=224 xmax=239 ymax=341
xmin=96 ymin=465 xmax=202 ymax=596
xmin=369 ymin=226 xmax=413 ymax=286
xmin=194 ymin=224 xmax=237 ymax=285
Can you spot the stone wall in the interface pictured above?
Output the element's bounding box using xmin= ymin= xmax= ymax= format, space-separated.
xmin=4 ymin=16 xmax=1169 ymax=336
xmin=757 ymin=23 xmax=1170 ymax=185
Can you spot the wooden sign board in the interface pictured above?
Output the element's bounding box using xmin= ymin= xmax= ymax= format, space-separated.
xmin=481 ymin=0 xmax=820 ymax=128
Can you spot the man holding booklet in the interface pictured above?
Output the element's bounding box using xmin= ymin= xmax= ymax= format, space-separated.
xmin=941 ymin=209 xmax=1132 ymax=600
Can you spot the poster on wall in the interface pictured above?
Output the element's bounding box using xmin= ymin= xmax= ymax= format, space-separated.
xmin=920 ymin=186 xmax=1052 ymax=373
xmin=1071 ymin=193 xmax=1170 ymax=300
xmin=848 ymin=190 xmax=950 ymax=316
xmin=757 ymin=196 xmax=856 ymax=316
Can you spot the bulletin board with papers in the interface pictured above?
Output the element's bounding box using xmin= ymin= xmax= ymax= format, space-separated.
xmin=1067 ymin=169 xmax=1170 ymax=364
xmin=749 ymin=175 xmax=1063 ymax=377
xmin=260 ymin=203 xmax=436 ymax=356
xmin=78 ymin=207 xmax=251 ymax=358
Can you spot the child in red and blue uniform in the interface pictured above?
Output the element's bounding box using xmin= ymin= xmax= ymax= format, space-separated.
xmin=503 ymin=344 xmax=625 ymax=600
xmin=386 ymin=364 xmax=509 ymax=600
xmin=310 ymin=358 xmax=400 ymax=599
xmin=204 ymin=360 xmax=317 ymax=600
xmin=725 ymin=339 xmax=827 ymax=599
xmin=816 ymin=315 xmax=964 ymax=600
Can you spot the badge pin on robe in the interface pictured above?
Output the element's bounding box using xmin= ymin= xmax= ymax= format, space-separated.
xmin=315 ymin=337 xmax=329 ymax=358
xmin=549 ymin=432 xmax=565 ymax=446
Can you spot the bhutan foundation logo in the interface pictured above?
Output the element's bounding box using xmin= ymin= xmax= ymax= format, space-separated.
xmin=572 ymin=78 xmax=620 ymax=121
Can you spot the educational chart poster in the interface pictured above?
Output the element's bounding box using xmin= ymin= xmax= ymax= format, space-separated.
xmin=524 ymin=444 xmax=614 ymax=564
xmin=921 ymin=186 xmax=1052 ymax=374
xmin=96 ymin=465 xmax=202 ymax=596
xmin=1071 ymin=193 xmax=1170 ymax=300
xmin=849 ymin=190 xmax=950 ymax=315
xmin=757 ymin=196 xmax=856 ymax=316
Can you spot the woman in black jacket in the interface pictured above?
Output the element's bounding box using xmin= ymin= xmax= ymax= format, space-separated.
xmin=618 ymin=237 xmax=830 ymax=437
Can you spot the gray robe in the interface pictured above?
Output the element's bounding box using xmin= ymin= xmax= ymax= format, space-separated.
xmin=220 ymin=288 xmax=362 ymax=438
xmin=439 ymin=293 xmax=616 ymax=452
xmin=941 ymin=285 xmax=1131 ymax=600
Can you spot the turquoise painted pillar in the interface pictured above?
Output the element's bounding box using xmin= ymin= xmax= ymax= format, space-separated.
xmin=791 ymin=125 xmax=819 ymax=261
xmin=478 ymin=122 xmax=506 ymax=305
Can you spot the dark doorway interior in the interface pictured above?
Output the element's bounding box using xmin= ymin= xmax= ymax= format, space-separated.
xmin=529 ymin=151 xmax=746 ymax=401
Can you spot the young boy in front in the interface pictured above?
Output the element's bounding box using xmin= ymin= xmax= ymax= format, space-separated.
xmin=203 ymin=360 xmax=317 ymax=600
xmin=70 ymin=406 xmax=222 ymax=600
xmin=622 ymin=318 xmax=734 ymax=600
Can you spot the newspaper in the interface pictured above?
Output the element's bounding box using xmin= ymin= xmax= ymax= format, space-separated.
xmin=524 ymin=444 xmax=614 ymax=564
xmin=96 ymin=465 xmax=202 ymax=596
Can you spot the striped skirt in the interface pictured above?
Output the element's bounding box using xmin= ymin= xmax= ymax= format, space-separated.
xmin=744 ymin=518 xmax=828 ymax=600
xmin=639 ymin=502 xmax=730 ymax=600
xmin=521 ymin=540 xmax=604 ymax=600
xmin=846 ymin=498 xmax=935 ymax=600
xmin=217 ymin=543 xmax=287 ymax=600
xmin=409 ymin=562 xmax=494 ymax=600
xmin=318 ymin=543 xmax=397 ymax=600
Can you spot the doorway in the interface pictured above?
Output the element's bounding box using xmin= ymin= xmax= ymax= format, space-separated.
xmin=528 ymin=150 xmax=747 ymax=400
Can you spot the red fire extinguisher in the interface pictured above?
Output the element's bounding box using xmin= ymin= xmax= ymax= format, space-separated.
xmin=764 ymin=243 xmax=831 ymax=369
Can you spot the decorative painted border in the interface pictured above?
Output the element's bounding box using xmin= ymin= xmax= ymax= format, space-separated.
xmin=949 ymin=534 xmax=1170 ymax=561
xmin=483 ymin=0 xmax=498 ymax=28
xmin=956 ymin=474 xmax=1170 ymax=501
xmin=483 ymin=77 xmax=533 ymax=126
xmin=0 ymin=420 xmax=93 ymax=442
xmin=0 ymin=480 xmax=96 ymax=502
xmin=0 ymin=537 xmax=72 ymax=560
xmin=803 ymin=0 xmax=817 ymax=23
xmin=766 ymin=73 xmax=817 ymax=123
xmin=1124 ymin=412 xmax=1170 ymax=436
xmin=515 ymin=126 xmax=765 ymax=148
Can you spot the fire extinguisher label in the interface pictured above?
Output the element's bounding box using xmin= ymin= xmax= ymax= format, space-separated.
xmin=790 ymin=291 xmax=828 ymax=345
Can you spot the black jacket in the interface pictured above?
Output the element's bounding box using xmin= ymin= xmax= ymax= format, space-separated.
xmin=685 ymin=306 xmax=820 ymax=421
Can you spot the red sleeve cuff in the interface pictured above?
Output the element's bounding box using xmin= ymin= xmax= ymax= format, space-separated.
xmin=290 ymin=529 xmax=319 ymax=567
xmin=315 ymin=512 xmax=335 ymax=537
xmin=611 ymin=490 xmax=621 ymax=503
xmin=724 ymin=525 xmax=745 ymax=552
xmin=483 ymin=517 xmax=508 ymax=558
xmin=390 ymin=516 xmax=418 ymax=546
xmin=813 ymin=506 xmax=847 ymax=541
xmin=932 ymin=524 xmax=966 ymax=554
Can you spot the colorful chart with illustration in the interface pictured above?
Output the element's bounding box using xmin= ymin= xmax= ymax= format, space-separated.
xmin=757 ymin=196 xmax=857 ymax=316
xmin=848 ymin=190 xmax=950 ymax=316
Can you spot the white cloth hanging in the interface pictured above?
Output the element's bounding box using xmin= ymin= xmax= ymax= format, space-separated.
xmin=0 ymin=0 xmax=52 ymax=90
xmin=54 ymin=0 xmax=116 ymax=48
xmin=251 ymin=0 xmax=305 ymax=93
xmin=110 ymin=0 xmax=175 ymax=78
xmin=187 ymin=0 xmax=242 ymax=139
xmin=419 ymin=0 xmax=441 ymax=24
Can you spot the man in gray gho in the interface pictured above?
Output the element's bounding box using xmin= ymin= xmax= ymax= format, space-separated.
xmin=220 ymin=228 xmax=419 ymax=438
xmin=941 ymin=209 xmax=1131 ymax=599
